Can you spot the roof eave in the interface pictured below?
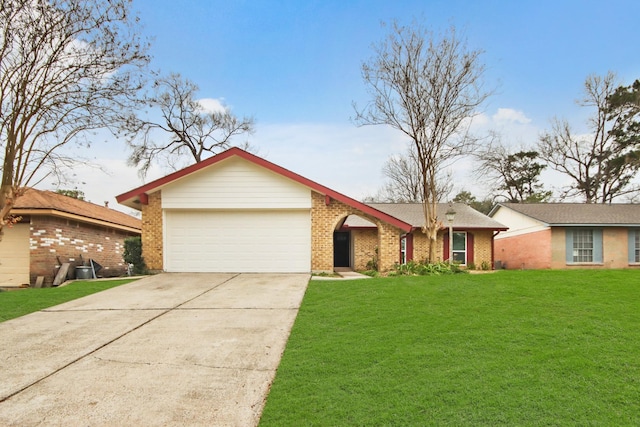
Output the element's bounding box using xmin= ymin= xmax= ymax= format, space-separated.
xmin=11 ymin=208 xmax=141 ymax=234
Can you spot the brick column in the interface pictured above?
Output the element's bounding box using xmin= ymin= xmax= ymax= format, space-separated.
xmin=377 ymin=222 xmax=401 ymax=272
xmin=141 ymin=191 xmax=163 ymax=271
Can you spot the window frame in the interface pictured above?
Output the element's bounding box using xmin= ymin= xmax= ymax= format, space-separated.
xmin=565 ymin=228 xmax=603 ymax=265
xmin=452 ymin=231 xmax=467 ymax=266
xmin=572 ymin=229 xmax=594 ymax=263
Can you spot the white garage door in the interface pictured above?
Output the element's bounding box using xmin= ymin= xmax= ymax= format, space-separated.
xmin=164 ymin=210 xmax=311 ymax=273
xmin=0 ymin=223 xmax=30 ymax=286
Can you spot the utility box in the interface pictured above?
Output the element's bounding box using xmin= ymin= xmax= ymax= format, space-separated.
xmin=75 ymin=266 xmax=92 ymax=280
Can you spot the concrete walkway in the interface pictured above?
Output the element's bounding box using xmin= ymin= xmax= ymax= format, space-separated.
xmin=0 ymin=273 xmax=309 ymax=426
xmin=311 ymin=267 xmax=372 ymax=281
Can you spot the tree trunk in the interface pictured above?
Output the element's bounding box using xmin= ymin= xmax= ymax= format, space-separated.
xmin=0 ymin=185 xmax=17 ymax=234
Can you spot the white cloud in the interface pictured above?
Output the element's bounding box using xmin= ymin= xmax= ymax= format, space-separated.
xmin=469 ymin=112 xmax=490 ymax=126
xmin=197 ymin=98 xmax=227 ymax=114
xmin=492 ymin=108 xmax=532 ymax=124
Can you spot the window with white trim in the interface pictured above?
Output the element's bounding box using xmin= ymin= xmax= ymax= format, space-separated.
xmin=635 ymin=230 xmax=640 ymax=263
xmin=452 ymin=232 xmax=466 ymax=265
xmin=400 ymin=235 xmax=407 ymax=265
xmin=572 ymin=229 xmax=594 ymax=262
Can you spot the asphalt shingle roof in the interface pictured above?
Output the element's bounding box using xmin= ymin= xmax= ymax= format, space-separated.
xmin=345 ymin=203 xmax=507 ymax=229
xmin=495 ymin=203 xmax=640 ymax=225
xmin=13 ymin=188 xmax=141 ymax=231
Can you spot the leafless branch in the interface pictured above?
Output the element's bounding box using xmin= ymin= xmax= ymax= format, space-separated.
xmin=124 ymin=73 xmax=255 ymax=177
xmin=0 ymin=0 xmax=150 ymax=229
xmin=354 ymin=21 xmax=490 ymax=261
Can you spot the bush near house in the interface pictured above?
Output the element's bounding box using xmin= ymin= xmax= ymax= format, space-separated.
xmin=123 ymin=236 xmax=147 ymax=275
xmin=389 ymin=260 xmax=466 ymax=276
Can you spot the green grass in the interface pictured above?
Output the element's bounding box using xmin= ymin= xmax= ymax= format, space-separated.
xmin=260 ymin=270 xmax=640 ymax=426
xmin=0 ymin=279 xmax=137 ymax=322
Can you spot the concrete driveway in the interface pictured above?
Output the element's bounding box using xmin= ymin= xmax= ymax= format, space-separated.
xmin=0 ymin=273 xmax=309 ymax=426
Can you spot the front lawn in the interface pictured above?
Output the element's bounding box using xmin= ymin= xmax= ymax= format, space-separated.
xmin=260 ymin=270 xmax=640 ymax=426
xmin=0 ymin=279 xmax=137 ymax=322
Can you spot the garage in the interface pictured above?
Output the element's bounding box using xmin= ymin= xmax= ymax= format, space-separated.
xmin=0 ymin=223 xmax=30 ymax=286
xmin=116 ymin=147 xmax=417 ymax=274
xmin=164 ymin=209 xmax=311 ymax=273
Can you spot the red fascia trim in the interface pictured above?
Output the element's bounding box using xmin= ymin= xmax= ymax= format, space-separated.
xmin=139 ymin=193 xmax=148 ymax=205
xmin=116 ymin=147 xmax=413 ymax=232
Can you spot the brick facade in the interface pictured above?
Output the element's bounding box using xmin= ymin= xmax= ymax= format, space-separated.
xmin=495 ymin=229 xmax=552 ymax=270
xmin=471 ymin=229 xmax=495 ymax=267
xmin=139 ymin=189 xmax=496 ymax=273
xmin=311 ymin=191 xmax=402 ymax=272
xmin=412 ymin=232 xmax=442 ymax=263
xmin=28 ymin=215 xmax=138 ymax=285
xmin=141 ymin=191 xmax=163 ymax=272
xmin=497 ymin=227 xmax=640 ymax=270
xmin=551 ymin=227 xmax=639 ymax=270
xmin=412 ymin=229 xmax=495 ymax=267
xmin=351 ymin=229 xmax=378 ymax=270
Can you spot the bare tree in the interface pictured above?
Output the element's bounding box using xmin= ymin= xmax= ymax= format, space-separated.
xmin=353 ymin=21 xmax=490 ymax=262
xmin=476 ymin=138 xmax=551 ymax=203
xmin=125 ymin=73 xmax=255 ymax=177
xmin=370 ymin=147 xmax=452 ymax=203
xmin=0 ymin=0 xmax=149 ymax=231
xmin=538 ymin=72 xmax=640 ymax=203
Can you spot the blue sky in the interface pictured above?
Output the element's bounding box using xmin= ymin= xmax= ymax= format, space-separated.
xmin=64 ymin=0 xmax=640 ymax=210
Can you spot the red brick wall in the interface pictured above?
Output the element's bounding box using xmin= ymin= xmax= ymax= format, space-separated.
xmin=29 ymin=215 xmax=140 ymax=285
xmin=494 ymin=229 xmax=552 ymax=270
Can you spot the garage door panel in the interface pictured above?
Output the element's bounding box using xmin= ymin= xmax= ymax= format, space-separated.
xmin=164 ymin=210 xmax=310 ymax=273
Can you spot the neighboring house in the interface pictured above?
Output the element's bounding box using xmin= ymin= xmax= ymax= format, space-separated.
xmin=490 ymin=203 xmax=640 ymax=270
xmin=0 ymin=188 xmax=141 ymax=287
xmin=116 ymin=147 xmax=507 ymax=273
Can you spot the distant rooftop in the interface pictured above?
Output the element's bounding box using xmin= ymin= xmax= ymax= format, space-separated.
xmin=492 ymin=203 xmax=640 ymax=225
xmin=12 ymin=188 xmax=141 ymax=232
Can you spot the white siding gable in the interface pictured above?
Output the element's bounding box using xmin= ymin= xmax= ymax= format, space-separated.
xmin=161 ymin=157 xmax=311 ymax=209
xmin=493 ymin=206 xmax=548 ymax=239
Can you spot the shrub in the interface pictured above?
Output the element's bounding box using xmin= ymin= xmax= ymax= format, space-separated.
xmin=391 ymin=260 xmax=467 ymax=276
xmin=123 ymin=236 xmax=147 ymax=275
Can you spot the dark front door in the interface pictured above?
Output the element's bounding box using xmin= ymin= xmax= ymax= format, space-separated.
xmin=333 ymin=231 xmax=350 ymax=267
